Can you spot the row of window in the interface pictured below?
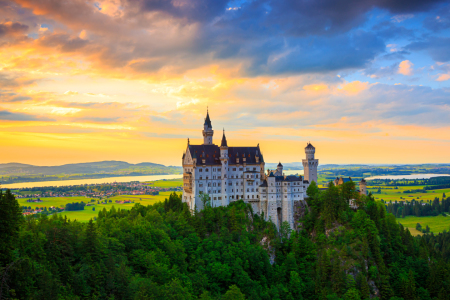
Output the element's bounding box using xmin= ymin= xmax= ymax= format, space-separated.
xmin=198 ymin=167 xmax=259 ymax=172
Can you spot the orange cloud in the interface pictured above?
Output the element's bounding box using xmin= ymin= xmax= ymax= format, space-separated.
xmin=436 ymin=74 xmax=450 ymax=81
xmin=398 ymin=60 xmax=413 ymax=76
xmin=338 ymin=81 xmax=370 ymax=95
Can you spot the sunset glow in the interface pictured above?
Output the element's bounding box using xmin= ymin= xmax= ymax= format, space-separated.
xmin=1 ymin=0 xmax=450 ymax=165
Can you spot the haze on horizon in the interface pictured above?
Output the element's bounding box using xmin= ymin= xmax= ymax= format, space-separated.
xmin=1 ymin=0 xmax=450 ymax=166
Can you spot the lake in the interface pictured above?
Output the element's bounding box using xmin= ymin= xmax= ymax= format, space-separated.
xmin=2 ymin=169 xmax=305 ymax=189
xmin=2 ymin=174 xmax=183 ymax=189
xmin=365 ymin=174 xmax=450 ymax=180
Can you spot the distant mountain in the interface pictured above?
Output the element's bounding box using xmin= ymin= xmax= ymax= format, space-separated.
xmin=0 ymin=160 xmax=174 ymax=176
xmin=0 ymin=161 xmax=182 ymax=184
xmin=265 ymin=162 xmax=303 ymax=170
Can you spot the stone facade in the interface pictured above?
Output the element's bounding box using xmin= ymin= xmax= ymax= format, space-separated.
xmin=182 ymin=110 xmax=319 ymax=229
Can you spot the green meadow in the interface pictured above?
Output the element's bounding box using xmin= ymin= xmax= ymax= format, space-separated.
xmin=369 ymin=186 xmax=450 ymax=202
xmin=145 ymin=178 xmax=182 ymax=188
xmin=56 ymin=192 xmax=176 ymax=221
xmin=18 ymin=192 xmax=175 ymax=222
xmin=397 ymin=215 xmax=450 ymax=236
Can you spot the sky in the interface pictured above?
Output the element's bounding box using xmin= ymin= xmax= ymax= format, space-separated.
xmin=1 ymin=0 xmax=450 ymax=166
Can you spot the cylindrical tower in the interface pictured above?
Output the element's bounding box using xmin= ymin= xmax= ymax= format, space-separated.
xmin=302 ymin=143 xmax=319 ymax=184
xmin=277 ymin=162 xmax=283 ymax=175
xmin=359 ymin=179 xmax=367 ymax=196
xmin=220 ymin=129 xmax=229 ymax=206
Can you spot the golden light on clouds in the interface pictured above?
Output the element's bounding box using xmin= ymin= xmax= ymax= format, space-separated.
xmin=0 ymin=0 xmax=449 ymax=166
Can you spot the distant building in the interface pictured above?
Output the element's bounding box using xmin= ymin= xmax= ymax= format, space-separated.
xmin=333 ymin=177 xmax=368 ymax=209
xmin=182 ymin=109 xmax=319 ymax=229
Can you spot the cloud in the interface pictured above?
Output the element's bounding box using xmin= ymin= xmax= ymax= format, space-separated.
xmin=0 ymin=109 xmax=54 ymax=121
xmin=391 ymin=14 xmax=414 ymax=23
xmin=423 ymin=6 xmax=450 ymax=32
xmin=437 ymin=74 xmax=450 ymax=81
xmin=64 ymin=90 xmax=79 ymax=96
xmin=0 ymin=21 xmax=29 ymax=37
xmin=338 ymin=81 xmax=370 ymax=95
xmin=38 ymin=33 xmax=89 ymax=52
xmin=406 ymin=37 xmax=450 ymax=62
xmin=398 ymin=60 xmax=413 ymax=75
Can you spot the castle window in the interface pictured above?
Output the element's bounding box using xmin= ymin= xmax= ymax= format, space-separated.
xmin=218 ymin=168 xmax=221 ymax=172
xmin=233 ymin=168 xmax=236 ymax=171
xmin=199 ymin=169 xmax=202 ymax=172
xmin=200 ymin=176 xmax=202 ymax=180
xmin=205 ymin=168 xmax=209 ymax=171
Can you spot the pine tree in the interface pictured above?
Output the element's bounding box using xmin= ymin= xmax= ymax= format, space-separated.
xmin=223 ymin=285 xmax=245 ymax=300
xmin=357 ymin=272 xmax=370 ymax=299
xmin=0 ymin=190 xmax=23 ymax=266
xmin=84 ymin=219 xmax=98 ymax=257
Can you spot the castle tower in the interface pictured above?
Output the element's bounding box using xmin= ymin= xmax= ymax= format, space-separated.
xmin=302 ymin=143 xmax=319 ymax=184
xmin=359 ymin=179 xmax=367 ymax=196
xmin=220 ymin=129 xmax=229 ymax=206
xmin=202 ymin=108 xmax=214 ymax=145
xmin=277 ymin=162 xmax=283 ymax=175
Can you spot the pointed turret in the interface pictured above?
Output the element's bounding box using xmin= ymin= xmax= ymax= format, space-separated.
xmin=221 ymin=129 xmax=228 ymax=147
xmin=204 ymin=107 xmax=212 ymax=127
xmin=202 ymin=107 xmax=214 ymax=145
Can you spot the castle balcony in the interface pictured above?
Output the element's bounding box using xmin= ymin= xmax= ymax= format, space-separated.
xmin=183 ymin=173 xmax=193 ymax=193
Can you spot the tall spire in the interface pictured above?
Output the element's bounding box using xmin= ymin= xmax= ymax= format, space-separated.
xmin=204 ymin=107 xmax=212 ymax=127
xmin=221 ymin=128 xmax=228 ymax=147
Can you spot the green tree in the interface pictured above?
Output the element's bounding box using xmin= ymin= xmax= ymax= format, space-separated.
xmin=223 ymin=285 xmax=245 ymax=300
xmin=0 ymin=190 xmax=23 ymax=266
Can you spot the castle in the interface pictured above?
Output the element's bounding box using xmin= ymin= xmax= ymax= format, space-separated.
xmin=182 ymin=110 xmax=318 ymax=229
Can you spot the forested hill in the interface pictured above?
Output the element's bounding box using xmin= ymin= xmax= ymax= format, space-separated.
xmin=1 ymin=185 xmax=450 ymax=299
xmin=0 ymin=161 xmax=182 ymax=184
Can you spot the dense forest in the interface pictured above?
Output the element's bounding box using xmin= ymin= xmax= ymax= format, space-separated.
xmin=1 ymin=183 xmax=450 ymax=299
xmin=368 ymin=177 xmax=450 ymax=188
xmin=386 ymin=196 xmax=450 ymax=218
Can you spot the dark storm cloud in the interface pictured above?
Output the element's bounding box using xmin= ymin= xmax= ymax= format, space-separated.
xmin=134 ymin=0 xmax=229 ymax=22
xmin=39 ymin=33 xmax=89 ymax=52
xmin=9 ymin=0 xmax=450 ymax=76
xmin=0 ymin=22 xmax=28 ymax=36
xmin=423 ymin=5 xmax=450 ymax=32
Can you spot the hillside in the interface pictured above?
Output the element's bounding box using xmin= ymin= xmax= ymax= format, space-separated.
xmin=2 ymin=185 xmax=450 ymax=299
xmin=0 ymin=161 xmax=182 ymax=184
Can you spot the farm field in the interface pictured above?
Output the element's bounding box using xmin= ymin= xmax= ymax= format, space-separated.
xmin=146 ymin=178 xmax=182 ymax=188
xmin=19 ymin=192 xmax=179 ymax=222
xmin=18 ymin=196 xmax=91 ymax=209
xmin=369 ymin=187 xmax=450 ymax=202
xmin=57 ymin=192 xmax=177 ymax=221
xmin=397 ymin=215 xmax=450 ymax=235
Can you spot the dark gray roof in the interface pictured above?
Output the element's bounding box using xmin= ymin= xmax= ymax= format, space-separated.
xmin=259 ymin=180 xmax=268 ymax=187
xmin=221 ymin=130 xmax=228 ymax=147
xmin=188 ymin=144 xmax=263 ymax=166
xmin=306 ymin=143 xmax=315 ymax=149
xmin=277 ymin=162 xmax=283 ymax=167
xmin=360 ymin=178 xmax=366 ymax=183
xmin=204 ymin=110 xmax=212 ymax=127
xmin=275 ymin=175 xmax=302 ymax=182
